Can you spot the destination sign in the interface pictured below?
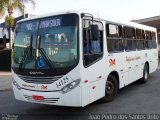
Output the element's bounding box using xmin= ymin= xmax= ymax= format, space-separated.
xmin=39 ymin=18 xmax=61 ymax=29
xmin=25 ymin=18 xmax=61 ymax=31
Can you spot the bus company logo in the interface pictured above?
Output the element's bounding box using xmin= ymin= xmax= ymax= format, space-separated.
xmin=126 ymin=56 xmax=141 ymax=62
xmin=41 ymin=85 xmax=48 ymax=90
xmin=109 ymin=59 xmax=116 ymax=67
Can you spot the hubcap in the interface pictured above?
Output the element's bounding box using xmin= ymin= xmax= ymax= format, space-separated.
xmin=106 ymin=81 xmax=114 ymax=95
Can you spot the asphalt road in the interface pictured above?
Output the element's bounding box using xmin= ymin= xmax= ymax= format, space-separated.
xmin=0 ymin=68 xmax=160 ymax=120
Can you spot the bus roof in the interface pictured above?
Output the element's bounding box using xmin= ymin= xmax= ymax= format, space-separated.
xmin=17 ymin=10 xmax=156 ymax=32
xmin=17 ymin=10 xmax=82 ymax=23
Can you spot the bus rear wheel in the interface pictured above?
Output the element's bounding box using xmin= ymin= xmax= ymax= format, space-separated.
xmin=100 ymin=75 xmax=118 ymax=103
xmin=140 ymin=64 xmax=149 ymax=83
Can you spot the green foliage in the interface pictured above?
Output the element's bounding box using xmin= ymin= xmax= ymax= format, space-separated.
xmin=0 ymin=0 xmax=36 ymax=27
xmin=0 ymin=0 xmax=36 ymax=49
xmin=5 ymin=15 xmax=14 ymax=27
xmin=0 ymin=0 xmax=5 ymax=17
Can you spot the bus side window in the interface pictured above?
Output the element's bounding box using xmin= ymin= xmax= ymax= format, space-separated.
xmin=136 ymin=29 xmax=145 ymax=50
xmin=106 ymin=24 xmax=124 ymax=52
xmin=152 ymin=32 xmax=157 ymax=49
xmin=145 ymin=31 xmax=152 ymax=49
xmin=83 ymin=20 xmax=103 ymax=67
xmin=124 ymin=26 xmax=136 ymax=51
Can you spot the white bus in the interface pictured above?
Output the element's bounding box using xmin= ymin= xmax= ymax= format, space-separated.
xmin=12 ymin=10 xmax=158 ymax=107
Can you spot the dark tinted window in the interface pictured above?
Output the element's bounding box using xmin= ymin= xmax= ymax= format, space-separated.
xmin=83 ymin=20 xmax=103 ymax=66
xmin=136 ymin=29 xmax=144 ymax=39
xmin=107 ymin=24 xmax=122 ymax=37
xmin=145 ymin=31 xmax=151 ymax=40
xmin=152 ymin=32 xmax=157 ymax=49
xmin=107 ymin=39 xmax=124 ymax=52
xmin=124 ymin=27 xmax=135 ymax=39
xmin=124 ymin=39 xmax=137 ymax=51
xmin=106 ymin=24 xmax=124 ymax=52
xmin=152 ymin=32 xmax=156 ymax=40
xmin=137 ymin=40 xmax=145 ymax=50
xmin=145 ymin=31 xmax=157 ymax=49
xmin=124 ymin=27 xmax=136 ymax=51
xmin=146 ymin=40 xmax=152 ymax=49
xmin=136 ymin=29 xmax=145 ymax=50
xmin=152 ymin=41 xmax=157 ymax=49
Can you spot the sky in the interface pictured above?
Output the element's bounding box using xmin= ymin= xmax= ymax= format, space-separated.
xmin=1 ymin=0 xmax=160 ymax=23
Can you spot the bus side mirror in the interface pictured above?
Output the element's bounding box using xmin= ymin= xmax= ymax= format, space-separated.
xmin=91 ymin=24 xmax=99 ymax=40
xmin=91 ymin=24 xmax=101 ymax=53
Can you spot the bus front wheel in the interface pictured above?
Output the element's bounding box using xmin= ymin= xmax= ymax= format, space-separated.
xmin=100 ymin=75 xmax=118 ymax=103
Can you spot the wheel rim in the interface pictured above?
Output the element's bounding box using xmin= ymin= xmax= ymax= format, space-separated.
xmin=106 ymin=81 xmax=114 ymax=95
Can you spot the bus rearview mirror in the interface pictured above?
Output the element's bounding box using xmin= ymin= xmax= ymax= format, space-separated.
xmin=91 ymin=24 xmax=99 ymax=40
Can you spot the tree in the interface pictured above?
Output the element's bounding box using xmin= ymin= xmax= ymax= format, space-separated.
xmin=0 ymin=0 xmax=35 ymax=49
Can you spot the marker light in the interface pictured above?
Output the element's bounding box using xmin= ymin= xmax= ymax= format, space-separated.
xmin=60 ymin=79 xmax=80 ymax=94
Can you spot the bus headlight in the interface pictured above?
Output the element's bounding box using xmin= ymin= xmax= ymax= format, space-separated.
xmin=12 ymin=78 xmax=21 ymax=90
xmin=60 ymin=79 xmax=80 ymax=94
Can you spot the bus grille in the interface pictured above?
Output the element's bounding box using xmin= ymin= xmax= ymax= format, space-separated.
xmin=18 ymin=75 xmax=63 ymax=84
xmin=23 ymin=95 xmax=59 ymax=104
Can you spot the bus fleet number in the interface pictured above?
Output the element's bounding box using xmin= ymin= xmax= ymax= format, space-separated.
xmin=56 ymin=77 xmax=69 ymax=89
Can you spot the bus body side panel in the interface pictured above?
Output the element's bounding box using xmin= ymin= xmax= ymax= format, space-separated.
xmin=134 ymin=50 xmax=145 ymax=81
xmin=80 ymin=59 xmax=107 ymax=105
xmin=106 ymin=52 xmax=129 ymax=88
xmin=147 ymin=49 xmax=158 ymax=73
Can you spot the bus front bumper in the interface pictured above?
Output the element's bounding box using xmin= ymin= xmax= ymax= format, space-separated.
xmin=12 ymin=84 xmax=82 ymax=107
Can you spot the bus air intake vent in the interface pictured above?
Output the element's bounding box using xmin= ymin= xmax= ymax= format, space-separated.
xmin=18 ymin=75 xmax=63 ymax=84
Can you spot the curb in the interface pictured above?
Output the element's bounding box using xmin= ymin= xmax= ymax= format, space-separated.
xmin=0 ymin=72 xmax=11 ymax=76
xmin=0 ymin=88 xmax=12 ymax=92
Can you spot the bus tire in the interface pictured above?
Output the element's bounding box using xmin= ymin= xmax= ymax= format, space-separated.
xmin=100 ymin=75 xmax=118 ymax=103
xmin=140 ymin=64 xmax=149 ymax=83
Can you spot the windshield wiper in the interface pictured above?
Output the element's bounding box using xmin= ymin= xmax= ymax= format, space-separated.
xmin=18 ymin=35 xmax=33 ymax=72
xmin=37 ymin=36 xmax=57 ymax=73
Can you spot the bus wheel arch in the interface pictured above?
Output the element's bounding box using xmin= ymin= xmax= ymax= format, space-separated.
xmin=100 ymin=71 xmax=119 ymax=103
xmin=109 ymin=71 xmax=120 ymax=89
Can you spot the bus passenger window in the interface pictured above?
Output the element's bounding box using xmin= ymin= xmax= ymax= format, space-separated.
xmin=124 ymin=27 xmax=135 ymax=39
xmin=124 ymin=27 xmax=136 ymax=51
xmin=136 ymin=29 xmax=144 ymax=39
xmin=106 ymin=24 xmax=124 ymax=52
xmin=145 ymin=31 xmax=151 ymax=40
xmin=136 ymin=29 xmax=145 ymax=50
xmin=152 ymin=32 xmax=157 ymax=49
xmin=145 ymin=31 xmax=152 ymax=49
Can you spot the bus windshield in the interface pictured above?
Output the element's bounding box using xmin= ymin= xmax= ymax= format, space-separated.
xmin=12 ymin=14 xmax=79 ymax=76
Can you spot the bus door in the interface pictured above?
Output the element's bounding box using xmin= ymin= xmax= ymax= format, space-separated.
xmin=81 ymin=19 xmax=105 ymax=104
